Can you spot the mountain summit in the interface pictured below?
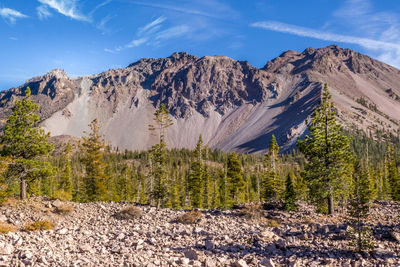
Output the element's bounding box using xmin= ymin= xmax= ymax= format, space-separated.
xmin=1 ymin=45 xmax=399 ymax=153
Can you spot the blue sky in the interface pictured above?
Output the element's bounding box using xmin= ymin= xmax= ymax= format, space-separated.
xmin=1 ymin=0 xmax=400 ymax=90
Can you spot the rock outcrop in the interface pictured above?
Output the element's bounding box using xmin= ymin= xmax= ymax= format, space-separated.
xmin=1 ymin=45 xmax=399 ymax=153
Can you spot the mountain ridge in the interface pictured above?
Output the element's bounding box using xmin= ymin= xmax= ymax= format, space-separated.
xmin=0 ymin=45 xmax=399 ymax=153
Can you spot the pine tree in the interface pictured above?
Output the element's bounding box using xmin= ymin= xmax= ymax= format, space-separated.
xmin=188 ymin=135 xmax=204 ymax=208
xmin=264 ymin=135 xmax=282 ymax=201
xmin=298 ymin=83 xmax=353 ymax=214
xmin=148 ymin=104 xmax=173 ymax=208
xmin=0 ymin=157 xmax=12 ymax=203
xmin=0 ymin=87 xmax=54 ymax=199
xmin=227 ymin=152 xmax=244 ymax=206
xmin=81 ymin=119 xmax=109 ymax=202
xmin=202 ymin=145 xmax=212 ymax=208
xmin=54 ymin=143 xmax=73 ymax=201
xmin=347 ymin=160 xmax=374 ymax=252
xmin=386 ymin=145 xmax=400 ymax=201
xmin=284 ymin=173 xmax=298 ymax=211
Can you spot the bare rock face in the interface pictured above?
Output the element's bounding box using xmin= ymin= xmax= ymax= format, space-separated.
xmin=1 ymin=45 xmax=400 ymax=153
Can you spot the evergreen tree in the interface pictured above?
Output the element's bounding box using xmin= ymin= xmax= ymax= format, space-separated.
xmin=202 ymin=145 xmax=212 ymax=208
xmin=264 ymin=135 xmax=282 ymax=201
xmin=1 ymin=87 xmax=54 ymax=199
xmin=347 ymin=160 xmax=374 ymax=252
xmin=284 ymin=173 xmax=298 ymax=211
xmin=386 ymin=145 xmax=400 ymax=201
xmin=148 ymin=104 xmax=173 ymax=208
xmin=298 ymin=83 xmax=353 ymax=214
xmin=81 ymin=119 xmax=109 ymax=202
xmin=54 ymin=143 xmax=73 ymax=200
xmin=227 ymin=152 xmax=244 ymax=206
xmin=0 ymin=157 xmax=12 ymax=203
xmin=188 ymin=135 xmax=204 ymax=208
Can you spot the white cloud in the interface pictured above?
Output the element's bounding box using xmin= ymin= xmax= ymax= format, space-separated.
xmin=38 ymin=0 xmax=89 ymax=21
xmin=37 ymin=5 xmax=52 ymax=20
xmin=155 ymin=25 xmax=191 ymax=40
xmin=126 ymin=37 xmax=148 ymax=48
xmin=105 ymin=16 xmax=193 ymax=53
xmin=0 ymin=8 xmax=27 ymax=24
xmin=138 ymin=16 xmax=166 ymax=36
xmin=251 ymin=20 xmax=400 ymax=68
xmin=130 ymin=1 xmax=220 ymax=19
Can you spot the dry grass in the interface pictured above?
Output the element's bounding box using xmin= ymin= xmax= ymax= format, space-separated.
xmin=175 ymin=210 xmax=203 ymax=224
xmin=261 ymin=218 xmax=280 ymax=227
xmin=2 ymin=197 xmax=20 ymax=208
xmin=240 ymin=203 xmax=265 ymax=221
xmin=0 ymin=222 xmax=16 ymax=234
xmin=23 ymin=220 xmax=55 ymax=232
xmin=54 ymin=204 xmax=74 ymax=215
xmin=114 ymin=206 xmax=143 ymax=220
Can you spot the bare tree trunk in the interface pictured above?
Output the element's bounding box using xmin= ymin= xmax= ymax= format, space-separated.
xmin=328 ymin=190 xmax=334 ymax=215
xmin=20 ymin=178 xmax=27 ymax=200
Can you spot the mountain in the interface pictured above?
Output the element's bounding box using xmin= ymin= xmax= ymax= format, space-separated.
xmin=1 ymin=45 xmax=399 ymax=153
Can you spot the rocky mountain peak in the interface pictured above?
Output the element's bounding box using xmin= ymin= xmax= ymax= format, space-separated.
xmin=0 ymin=45 xmax=399 ymax=153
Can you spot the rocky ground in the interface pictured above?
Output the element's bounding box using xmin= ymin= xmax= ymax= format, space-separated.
xmin=0 ymin=198 xmax=399 ymax=267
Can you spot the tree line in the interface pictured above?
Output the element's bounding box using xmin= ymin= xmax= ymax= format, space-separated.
xmin=0 ymin=85 xmax=399 ymax=251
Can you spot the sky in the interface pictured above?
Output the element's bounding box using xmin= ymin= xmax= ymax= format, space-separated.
xmin=1 ymin=0 xmax=400 ymax=90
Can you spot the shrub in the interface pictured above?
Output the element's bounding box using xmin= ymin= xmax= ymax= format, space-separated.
xmin=53 ymin=190 xmax=72 ymax=202
xmin=175 ymin=210 xmax=203 ymax=224
xmin=262 ymin=218 xmax=280 ymax=228
xmin=114 ymin=206 xmax=143 ymax=220
xmin=240 ymin=203 xmax=264 ymax=221
xmin=0 ymin=222 xmax=15 ymax=234
xmin=54 ymin=204 xmax=74 ymax=214
xmin=23 ymin=220 xmax=55 ymax=232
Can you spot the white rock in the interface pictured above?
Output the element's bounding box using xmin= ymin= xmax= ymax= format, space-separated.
xmin=58 ymin=228 xmax=68 ymax=235
xmin=0 ymin=244 xmax=13 ymax=255
xmin=231 ymin=259 xmax=248 ymax=267
xmin=260 ymin=258 xmax=276 ymax=267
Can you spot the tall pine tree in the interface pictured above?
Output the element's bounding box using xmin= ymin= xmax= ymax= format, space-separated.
xmin=386 ymin=145 xmax=400 ymax=201
xmin=347 ymin=160 xmax=374 ymax=252
xmin=188 ymin=135 xmax=204 ymax=208
xmin=264 ymin=135 xmax=282 ymax=201
xmin=1 ymin=87 xmax=53 ymax=199
xmin=81 ymin=119 xmax=109 ymax=202
xmin=148 ymin=104 xmax=173 ymax=208
xmin=227 ymin=152 xmax=244 ymax=206
xmin=298 ymin=83 xmax=353 ymax=214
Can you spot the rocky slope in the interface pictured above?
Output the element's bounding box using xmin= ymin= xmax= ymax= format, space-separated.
xmin=0 ymin=45 xmax=399 ymax=153
xmin=0 ymin=198 xmax=399 ymax=266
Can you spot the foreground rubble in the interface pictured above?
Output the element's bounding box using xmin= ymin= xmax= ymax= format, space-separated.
xmin=0 ymin=198 xmax=399 ymax=266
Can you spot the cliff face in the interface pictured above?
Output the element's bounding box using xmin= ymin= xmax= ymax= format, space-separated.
xmin=1 ymin=45 xmax=399 ymax=153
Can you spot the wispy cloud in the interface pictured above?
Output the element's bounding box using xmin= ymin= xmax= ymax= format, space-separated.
xmin=138 ymin=16 xmax=166 ymax=36
xmin=37 ymin=0 xmax=90 ymax=21
xmin=251 ymin=21 xmax=400 ymax=50
xmin=96 ymin=14 xmax=115 ymax=34
xmin=332 ymin=0 xmax=400 ymax=67
xmin=105 ymin=16 xmax=192 ymax=53
xmin=0 ymin=8 xmax=28 ymax=24
xmin=154 ymin=25 xmax=191 ymax=41
xmin=251 ymin=0 xmax=400 ymax=68
xmin=37 ymin=5 xmax=52 ymax=20
xmin=129 ymin=1 xmax=220 ymax=19
xmin=126 ymin=37 xmax=148 ymax=48
xmin=251 ymin=20 xmax=400 ymax=68
xmin=89 ymin=0 xmax=112 ymax=17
